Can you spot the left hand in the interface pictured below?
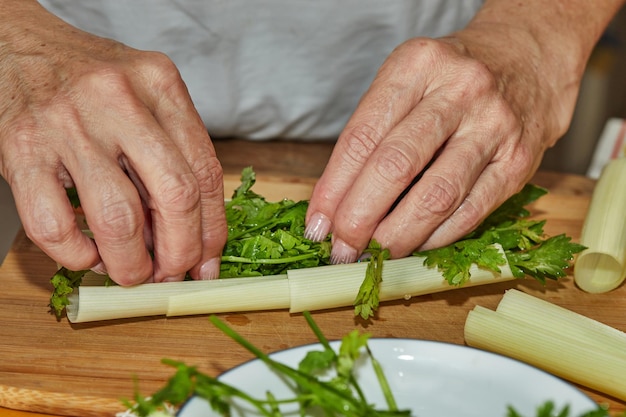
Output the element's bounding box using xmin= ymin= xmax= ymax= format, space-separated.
xmin=304 ymin=26 xmax=579 ymax=263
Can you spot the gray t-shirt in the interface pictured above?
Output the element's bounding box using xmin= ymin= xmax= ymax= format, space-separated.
xmin=39 ymin=1 xmax=483 ymax=139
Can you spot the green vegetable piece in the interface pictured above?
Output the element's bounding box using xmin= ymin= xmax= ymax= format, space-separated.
xmin=505 ymin=234 xmax=587 ymax=282
xmin=49 ymin=267 xmax=87 ymax=318
xmin=416 ymin=184 xmax=585 ymax=286
xmin=507 ymin=400 xmax=622 ymax=417
xmin=354 ymin=240 xmax=390 ymax=320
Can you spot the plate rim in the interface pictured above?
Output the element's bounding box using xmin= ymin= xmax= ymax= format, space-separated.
xmin=178 ymin=338 xmax=596 ymax=416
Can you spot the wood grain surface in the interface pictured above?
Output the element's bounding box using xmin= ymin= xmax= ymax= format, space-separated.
xmin=1 ymin=140 xmax=625 ymax=417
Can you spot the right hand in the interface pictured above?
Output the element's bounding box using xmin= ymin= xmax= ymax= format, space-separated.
xmin=0 ymin=1 xmax=227 ymax=285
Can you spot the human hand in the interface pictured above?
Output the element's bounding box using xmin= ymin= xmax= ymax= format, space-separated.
xmin=0 ymin=1 xmax=227 ymax=284
xmin=305 ymin=16 xmax=593 ymax=263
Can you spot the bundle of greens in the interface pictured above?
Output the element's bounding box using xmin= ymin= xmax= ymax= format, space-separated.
xmin=50 ymin=167 xmax=584 ymax=320
xmin=220 ymin=167 xmax=331 ymax=277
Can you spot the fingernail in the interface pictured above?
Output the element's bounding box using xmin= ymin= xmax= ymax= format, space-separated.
xmin=331 ymin=238 xmax=358 ymax=264
xmin=304 ymin=212 xmax=332 ymax=242
xmin=161 ymin=275 xmax=184 ymax=283
xmin=90 ymin=262 xmax=107 ymax=275
xmin=199 ymin=257 xmax=221 ymax=280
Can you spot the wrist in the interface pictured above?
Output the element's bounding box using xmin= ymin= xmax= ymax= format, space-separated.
xmin=454 ymin=0 xmax=624 ymax=141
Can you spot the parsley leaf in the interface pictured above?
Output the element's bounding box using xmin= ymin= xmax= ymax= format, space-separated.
xmin=221 ymin=167 xmax=331 ymax=278
xmin=49 ymin=267 xmax=88 ymax=317
xmin=416 ymin=184 xmax=585 ymax=286
xmin=505 ymin=234 xmax=586 ymax=283
xmin=354 ymin=241 xmax=390 ymax=320
xmin=125 ymin=317 xmax=622 ymax=417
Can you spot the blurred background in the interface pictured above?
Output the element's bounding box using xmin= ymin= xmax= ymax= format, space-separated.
xmin=540 ymin=6 xmax=626 ymax=174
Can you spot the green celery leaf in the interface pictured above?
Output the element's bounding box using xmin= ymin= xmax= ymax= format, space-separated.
xmin=505 ymin=234 xmax=587 ymax=282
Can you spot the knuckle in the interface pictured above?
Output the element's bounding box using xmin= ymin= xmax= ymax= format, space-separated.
xmin=395 ymin=38 xmax=444 ymax=68
xmin=154 ymin=172 xmax=200 ymax=214
xmin=450 ymin=61 xmax=498 ymax=103
xmin=135 ymin=51 xmax=186 ymax=94
xmin=454 ymin=197 xmax=485 ymax=233
xmin=494 ymin=130 xmax=537 ymax=178
xmin=484 ymin=93 xmax=521 ymax=133
xmin=410 ymin=176 xmax=461 ymax=221
xmin=25 ymin=213 xmax=75 ymax=250
xmin=413 ymin=105 xmax=447 ymax=138
xmin=192 ymin=156 xmax=224 ymax=197
xmin=137 ymin=51 xmax=179 ymax=75
xmin=372 ymin=144 xmax=419 ymax=186
xmin=511 ymin=144 xmax=535 ymax=173
xmin=74 ymin=65 xmax=132 ymax=96
xmin=90 ymin=197 xmax=142 ymax=242
xmin=339 ymin=124 xmax=382 ymax=166
xmin=462 ymin=60 xmax=495 ymax=90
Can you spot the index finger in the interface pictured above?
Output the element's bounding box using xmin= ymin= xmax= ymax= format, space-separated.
xmin=306 ymin=52 xmax=432 ymax=260
xmin=140 ymin=62 xmax=227 ymax=281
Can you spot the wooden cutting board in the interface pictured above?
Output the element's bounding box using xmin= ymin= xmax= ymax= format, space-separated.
xmin=1 ymin=171 xmax=625 ymax=417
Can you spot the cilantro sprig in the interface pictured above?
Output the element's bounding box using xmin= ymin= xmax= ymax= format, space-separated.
xmin=49 ymin=267 xmax=88 ymax=315
xmin=354 ymin=241 xmax=390 ymax=320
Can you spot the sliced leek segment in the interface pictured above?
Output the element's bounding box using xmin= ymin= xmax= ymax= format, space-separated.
xmin=167 ymin=276 xmax=290 ymax=317
xmin=575 ymin=157 xmax=626 ymax=293
xmin=465 ymin=289 xmax=626 ymax=401
xmin=67 ymin=275 xmax=286 ymax=323
xmin=287 ymin=253 xmax=514 ymax=313
xmin=66 ymin=246 xmax=514 ymax=323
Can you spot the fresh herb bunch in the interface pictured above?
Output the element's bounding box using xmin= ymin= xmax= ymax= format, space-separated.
xmin=126 ymin=311 xmax=410 ymax=417
xmin=49 ymin=167 xmax=332 ymax=316
xmin=221 ymin=167 xmax=331 ymax=277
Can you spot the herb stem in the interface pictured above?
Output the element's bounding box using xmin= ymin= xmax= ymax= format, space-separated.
xmin=221 ymin=253 xmax=319 ymax=264
xmin=367 ymin=345 xmax=399 ymax=412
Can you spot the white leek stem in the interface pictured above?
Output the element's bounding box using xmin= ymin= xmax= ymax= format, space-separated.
xmin=575 ymin=157 xmax=626 ymax=293
xmin=465 ymin=290 xmax=626 ymax=401
xmin=287 ymin=252 xmax=514 ymax=313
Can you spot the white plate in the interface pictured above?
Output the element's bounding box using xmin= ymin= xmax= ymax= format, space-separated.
xmin=178 ymin=339 xmax=596 ymax=417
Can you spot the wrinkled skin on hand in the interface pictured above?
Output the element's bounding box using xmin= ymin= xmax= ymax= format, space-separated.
xmin=0 ymin=2 xmax=227 ymax=284
xmin=306 ymin=19 xmax=590 ymax=264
